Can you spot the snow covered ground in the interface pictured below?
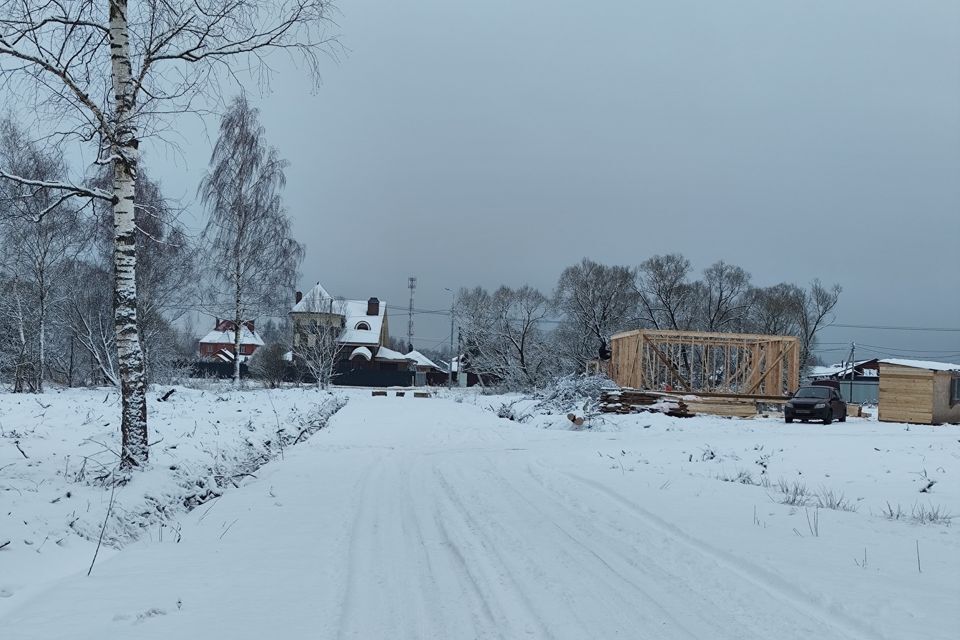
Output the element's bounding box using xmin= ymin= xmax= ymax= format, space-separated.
xmin=1 ymin=387 xmax=958 ymax=639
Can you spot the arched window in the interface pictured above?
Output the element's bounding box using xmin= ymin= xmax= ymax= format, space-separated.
xmin=355 ymin=321 xmax=371 ymax=331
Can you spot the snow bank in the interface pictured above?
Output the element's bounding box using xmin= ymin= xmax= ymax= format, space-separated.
xmin=0 ymin=385 xmax=345 ymax=615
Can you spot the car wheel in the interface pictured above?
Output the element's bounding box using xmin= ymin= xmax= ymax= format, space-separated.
xmin=839 ymin=412 xmax=846 ymax=423
xmin=823 ymin=411 xmax=833 ymax=425
xmin=785 ymin=418 xmax=793 ymax=424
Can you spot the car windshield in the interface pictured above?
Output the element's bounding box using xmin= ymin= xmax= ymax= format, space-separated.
xmin=794 ymin=387 xmax=830 ymax=399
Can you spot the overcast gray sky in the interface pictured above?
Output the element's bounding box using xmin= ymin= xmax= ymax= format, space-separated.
xmin=150 ymin=0 xmax=960 ymax=362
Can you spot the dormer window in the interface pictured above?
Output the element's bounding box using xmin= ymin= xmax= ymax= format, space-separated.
xmin=355 ymin=321 xmax=371 ymax=331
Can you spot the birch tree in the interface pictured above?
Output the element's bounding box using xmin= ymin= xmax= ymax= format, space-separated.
xmin=0 ymin=0 xmax=336 ymax=468
xmin=200 ymin=95 xmax=303 ymax=383
xmin=0 ymin=120 xmax=87 ymax=392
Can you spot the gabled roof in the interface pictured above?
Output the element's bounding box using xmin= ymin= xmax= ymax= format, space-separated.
xmin=291 ymin=282 xmax=334 ymax=313
xmin=291 ymin=282 xmax=386 ymax=347
xmin=199 ymin=326 xmax=265 ymax=347
xmin=880 ymin=358 xmax=960 ymax=373
xmin=406 ymin=350 xmax=442 ymax=370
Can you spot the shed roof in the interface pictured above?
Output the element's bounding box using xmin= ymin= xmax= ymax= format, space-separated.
xmin=880 ymin=358 xmax=960 ymax=373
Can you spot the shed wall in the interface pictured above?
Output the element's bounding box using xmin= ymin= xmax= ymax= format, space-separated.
xmin=878 ymin=364 xmax=934 ymax=424
xmin=932 ymin=372 xmax=960 ymax=424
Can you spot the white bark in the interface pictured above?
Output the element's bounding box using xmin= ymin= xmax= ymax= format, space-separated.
xmin=110 ymin=0 xmax=148 ymax=468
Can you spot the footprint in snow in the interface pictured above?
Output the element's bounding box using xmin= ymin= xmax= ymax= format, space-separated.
xmin=0 ymin=588 xmax=13 ymax=598
xmin=113 ymin=608 xmax=167 ymax=624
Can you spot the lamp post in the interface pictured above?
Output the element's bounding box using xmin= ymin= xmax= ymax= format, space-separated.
xmin=444 ymin=287 xmax=455 ymax=387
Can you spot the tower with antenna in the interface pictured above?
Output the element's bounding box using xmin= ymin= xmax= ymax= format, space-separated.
xmin=407 ymin=276 xmax=417 ymax=352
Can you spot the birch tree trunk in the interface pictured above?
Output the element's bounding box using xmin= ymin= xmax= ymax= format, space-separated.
xmin=110 ymin=0 xmax=149 ymax=469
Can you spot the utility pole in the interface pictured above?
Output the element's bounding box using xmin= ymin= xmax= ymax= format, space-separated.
xmin=407 ymin=276 xmax=417 ymax=352
xmin=445 ymin=287 xmax=455 ymax=387
xmin=847 ymin=342 xmax=856 ymax=402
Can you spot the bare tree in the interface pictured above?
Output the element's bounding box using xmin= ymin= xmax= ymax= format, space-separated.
xmin=698 ymin=260 xmax=751 ymax=332
xmin=0 ymin=0 xmax=336 ymax=468
xmin=200 ymin=95 xmax=303 ymax=383
xmin=635 ymin=254 xmax=698 ymax=331
xmin=554 ymin=258 xmax=638 ymax=371
xmin=293 ymin=306 xmax=345 ymax=390
xmin=0 ymin=119 xmax=87 ymax=392
xmin=743 ymin=283 xmax=805 ymax=337
xmin=796 ymin=280 xmax=842 ymax=370
xmin=457 ymin=285 xmax=555 ymax=389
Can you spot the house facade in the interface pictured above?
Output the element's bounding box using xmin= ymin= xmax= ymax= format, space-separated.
xmin=290 ymin=282 xmax=411 ymax=385
xmin=198 ymin=319 xmax=265 ymax=363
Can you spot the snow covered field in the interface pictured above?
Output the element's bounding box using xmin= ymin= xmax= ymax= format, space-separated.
xmin=1 ymin=387 xmax=958 ymax=639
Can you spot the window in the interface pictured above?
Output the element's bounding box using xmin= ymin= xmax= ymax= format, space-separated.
xmin=951 ymin=376 xmax=960 ymax=406
xmin=355 ymin=321 xmax=371 ymax=331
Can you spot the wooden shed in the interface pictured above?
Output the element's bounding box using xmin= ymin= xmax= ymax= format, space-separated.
xmin=609 ymin=329 xmax=800 ymax=398
xmin=878 ymin=359 xmax=960 ymax=425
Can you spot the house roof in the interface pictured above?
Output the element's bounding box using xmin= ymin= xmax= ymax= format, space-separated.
xmin=291 ymin=282 xmax=334 ymax=313
xmin=808 ymin=359 xmax=879 ymax=379
xmin=406 ymin=350 xmax=442 ymax=370
xmin=291 ymin=282 xmax=386 ymax=346
xmin=374 ymin=346 xmax=411 ymax=362
xmin=880 ymin=358 xmax=960 ymax=373
xmin=199 ymin=326 xmax=265 ymax=347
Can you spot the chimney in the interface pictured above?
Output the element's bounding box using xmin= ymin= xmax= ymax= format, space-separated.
xmin=295 ymin=290 xmax=303 ymax=304
xmin=367 ymin=297 xmax=380 ymax=316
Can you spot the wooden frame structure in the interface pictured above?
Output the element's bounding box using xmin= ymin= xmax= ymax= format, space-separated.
xmin=609 ymin=329 xmax=800 ymax=398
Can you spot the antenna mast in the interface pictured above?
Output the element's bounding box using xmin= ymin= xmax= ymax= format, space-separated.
xmin=407 ymin=276 xmax=417 ymax=351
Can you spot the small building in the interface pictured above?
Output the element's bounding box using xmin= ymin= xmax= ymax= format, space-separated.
xmin=198 ymin=319 xmax=265 ymax=363
xmin=806 ymin=359 xmax=879 ymax=404
xmin=878 ymin=359 xmax=960 ymax=425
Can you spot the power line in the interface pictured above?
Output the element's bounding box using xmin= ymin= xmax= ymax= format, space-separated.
xmin=828 ymin=323 xmax=960 ymax=333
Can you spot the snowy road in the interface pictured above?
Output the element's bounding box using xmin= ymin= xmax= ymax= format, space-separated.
xmin=2 ymin=392 xmax=955 ymax=639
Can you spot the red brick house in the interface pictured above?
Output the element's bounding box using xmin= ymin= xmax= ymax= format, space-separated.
xmin=198 ymin=319 xmax=265 ymax=362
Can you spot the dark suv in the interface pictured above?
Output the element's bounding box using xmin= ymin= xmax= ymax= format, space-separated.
xmin=784 ymin=386 xmax=847 ymax=424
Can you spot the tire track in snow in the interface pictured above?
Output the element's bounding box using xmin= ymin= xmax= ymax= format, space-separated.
xmin=432 ymin=462 xmax=557 ymax=640
xmin=550 ymin=467 xmax=887 ymax=640
xmin=468 ymin=458 xmax=704 ymax=640
xmin=335 ymin=456 xmax=384 ymax=640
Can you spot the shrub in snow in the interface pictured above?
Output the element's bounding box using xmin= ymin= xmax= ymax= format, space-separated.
xmin=533 ymin=374 xmax=613 ymax=415
xmin=814 ymin=487 xmax=859 ymax=512
xmin=777 ymin=479 xmax=810 ymax=506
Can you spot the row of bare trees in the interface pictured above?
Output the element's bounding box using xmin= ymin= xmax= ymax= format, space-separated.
xmin=0 ymin=0 xmax=336 ymax=469
xmin=456 ymin=257 xmax=841 ymax=388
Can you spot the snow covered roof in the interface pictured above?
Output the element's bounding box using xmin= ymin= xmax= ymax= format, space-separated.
xmin=880 ymin=359 xmax=960 ymax=373
xmin=291 ymin=282 xmax=334 ymax=313
xmin=199 ymin=326 xmax=265 ymax=347
xmin=291 ymin=282 xmax=386 ymax=347
xmin=406 ymin=350 xmax=442 ymax=370
xmin=374 ymin=346 xmax=412 ymax=362
xmin=349 ymin=346 xmax=372 ymax=361
xmin=807 ymin=360 xmax=879 ymax=379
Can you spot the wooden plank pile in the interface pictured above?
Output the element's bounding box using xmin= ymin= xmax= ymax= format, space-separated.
xmin=599 ymin=389 xmax=758 ymax=418
xmin=599 ymin=390 xmax=692 ymax=418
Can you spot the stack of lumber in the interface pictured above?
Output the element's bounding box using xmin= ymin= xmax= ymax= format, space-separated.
xmin=599 ymin=390 xmax=692 ymax=418
xmin=599 ymin=389 xmax=759 ymax=418
xmin=682 ymin=396 xmax=757 ymax=418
